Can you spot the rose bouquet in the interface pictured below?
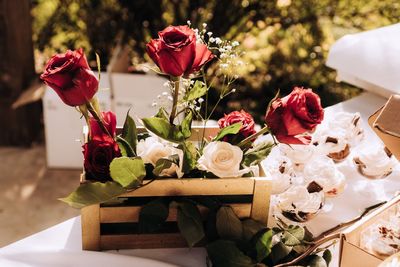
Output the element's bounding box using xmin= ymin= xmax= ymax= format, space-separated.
xmin=41 ymin=23 xmax=331 ymax=266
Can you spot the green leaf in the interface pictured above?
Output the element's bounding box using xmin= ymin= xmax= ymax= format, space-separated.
xmin=266 ymin=89 xmax=280 ymax=113
xmin=242 ymin=219 xmax=266 ymax=241
xmin=307 ymin=255 xmax=328 ymax=267
xmin=176 ymin=201 xmax=205 ymax=247
xmin=117 ymin=136 xmax=135 ymax=157
xmin=216 ymin=206 xmax=243 ymax=240
xmin=243 ymin=141 xmax=274 ymax=167
xmin=155 ymin=107 xmax=169 ymax=120
xmin=185 ymin=81 xmax=208 ymax=101
xmin=178 ymin=141 xmax=198 ymax=173
xmin=213 ymin=122 xmax=243 ymax=141
xmin=322 ymin=249 xmax=332 ymax=266
xmin=255 ymin=229 xmax=273 ymax=262
xmin=142 ymin=117 xmax=185 ymax=143
xmin=181 ymin=110 xmax=193 ymax=139
xmin=109 ymin=157 xmax=146 ymax=188
xmin=120 ymin=111 xmax=137 ymax=154
xmin=95 ymin=53 xmax=101 ymax=80
xmin=270 ymin=241 xmax=292 ymax=264
xmin=206 ymin=240 xmax=254 ymax=267
xmin=59 ymin=181 xmax=125 ymax=209
xmin=152 ymin=154 xmax=179 ymax=177
xmin=282 ymin=225 xmax=305 ymax=246
xmin=139 ymin=199 xmax=169 ymax=233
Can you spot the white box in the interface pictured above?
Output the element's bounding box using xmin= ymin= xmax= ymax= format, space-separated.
xmin=43 ymin=72 xmax=111 ymax=169
xmin=108 ymin=45 xmax=169 ymax=126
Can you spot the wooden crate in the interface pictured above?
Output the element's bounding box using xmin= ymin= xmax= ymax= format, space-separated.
xmin=81 ymin=175 xmax=271 ymax=250
xmin=80 ymin=126 xmax=272 ymax=250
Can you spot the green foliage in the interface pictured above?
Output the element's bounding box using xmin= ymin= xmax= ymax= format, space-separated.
xmin=176 ymin=201 xmax=205 ymax=247
xmin=142 ymin=117 xmax=185 ymax=143
xmin=139 ymin=199 xmax=169 ymax=233
xmin=185 ymin=81 xmax=208 ymax=102
xmin=152 ymin=155 xmax=179 ymax=177
xmin=206 ymin=240 xmax=255 ymax=267
xmin=213 ymin=122 xmax=242 ymax=141
xmin=242 ymin=141 xmax=274 ymax=167
xmin=120 ymin=112 xmax=138 ymax=154
xmin=59 ymin=181 xmax=125 ymax=209
xmin=109 ymin=157 xmax=146 ymax=188
xmin=216 ymin=206 xmax=243 ymax=240
xmin=255 ymin=230 xmax=273 ymax=262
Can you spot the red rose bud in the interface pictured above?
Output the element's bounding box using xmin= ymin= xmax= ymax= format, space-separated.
xmin=265 ymin=87 xmax=324 ymax=145
xmin=146 ymin=25 xmax=213 ymax=77
xmin=40 ymin=48 xmax=98 ymax=106
xmin=218 ymin=110 xmax=257 ymax=143
xmin=83 ymin=136 xmax=121 ymax=182
xmin=89 ymin=111 xmax=117 ymax=138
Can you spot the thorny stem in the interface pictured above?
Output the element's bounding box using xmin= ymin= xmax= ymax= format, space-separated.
xmin=86 ymin=101 xmax=112 ymax=138
xmin=169 ymin=76 xmax=180 ymax=124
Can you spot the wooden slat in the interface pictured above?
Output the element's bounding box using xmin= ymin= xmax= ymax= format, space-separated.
xmin=100 ymin=203 xmax=252 ymax=223
xmin=250 ymin=177 xmax=272 ymax=224
xmin=121 ymin=178 xmax=256 ymax=197
xmin=81 ymin=204 xmax=101 ymax=250
xmin=100 ymin=233 xmax=187 ymax=250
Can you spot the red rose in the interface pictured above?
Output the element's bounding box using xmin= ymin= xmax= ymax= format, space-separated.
xmin=265 ymin=87 xmax=324 ymax=145
xmin=218 ymin=110 xmax=257 ymax=143
xmin=89 ymin=111 xmax=117 ymax=138
xmin=40 ymin=48 xmax=98 ymax=106
xmin=146 ymin=25 xmax=213 ymax=77
xmin=83 ymin=136 xmax=121 ymax=182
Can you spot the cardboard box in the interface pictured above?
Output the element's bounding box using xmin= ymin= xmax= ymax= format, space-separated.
xmin=43 ymin=72 xmax=111 ymax=169
xmin=107 ymin=45 xmax=169 ymax=126
xmin=339 ymin=195 xmax=400 ymax=267
xmin=368 ymin=95 xmax=400 ymax=159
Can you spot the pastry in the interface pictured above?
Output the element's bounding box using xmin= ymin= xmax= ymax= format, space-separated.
xmin=329 ymin=111 xmax=364 ymax=145
xmin=303 ymin=156 xmax=346 ymax=197
xmin=277 ymin=185 xmax=324 ymax=222
xmin=312 ymin=127 xmax=350 ymax=162
xmin=263 ymin=156 xmax=296 ymax=194
xmin=278 ymin=144 xmax=315 ymax=172
xmin=354 ymin=146 xmax=397 ymax=179
xmin=361 ymin=217 xmax=400 ymax=259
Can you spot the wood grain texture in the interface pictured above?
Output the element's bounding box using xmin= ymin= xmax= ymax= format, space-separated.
xmin=81 ymin=204 xmax=101 ymax=250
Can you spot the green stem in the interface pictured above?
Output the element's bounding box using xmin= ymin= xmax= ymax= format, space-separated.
xmin=86 ymin=102 xmax=112 ymax=138
xmin=238 ymin=126 xmax=269 ymax=148
xmin=169 ymin=76 xmax=180 ymax=124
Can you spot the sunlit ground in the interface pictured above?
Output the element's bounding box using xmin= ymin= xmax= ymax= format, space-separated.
xmin=0 ymin=146 xmax=79 ymax=247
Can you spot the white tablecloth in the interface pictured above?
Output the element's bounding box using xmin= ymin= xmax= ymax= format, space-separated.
xmin=1 ymin=92 xmax=398 ymax=267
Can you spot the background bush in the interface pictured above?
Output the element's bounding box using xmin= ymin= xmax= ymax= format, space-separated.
xmin=32 ymin=0 xmax=400 ymax=122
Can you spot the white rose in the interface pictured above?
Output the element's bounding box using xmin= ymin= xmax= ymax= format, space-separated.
xmin=137 ymin=137 xmax=184 ymax=178
xmin=197 ymin=141 xmax=248 ymax=178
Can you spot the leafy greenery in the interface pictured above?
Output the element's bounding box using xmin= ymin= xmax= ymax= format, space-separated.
xmin=59 ymin=181 xmax=126 ymax=208
xmin=142 ymin=117 xmax=186 ymax=143
xmin=185 ymin=81 xmax=208 ymax=102
xmin=139 ymin=199 xmax=169 ymax=233
xmin=152 ymin=155 xmax=179 ymax=177
xmin=120 ymin=112 xmax=138 ymax=154
xmin=213 ymin=122 xmax=243 ymax=141
xmin=242 ymin=141 xmax=274 ymax=167
xmin=216 ymin=206 xmax=243 ymax=240
xmin=109 ymin=157 xmax=146 ymax=188
xmin=176 ymin=201 xmax=205 ymax=247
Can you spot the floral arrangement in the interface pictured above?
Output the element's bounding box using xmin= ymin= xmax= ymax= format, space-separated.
xmin=40 ymin=23 xmax=330 ymax=266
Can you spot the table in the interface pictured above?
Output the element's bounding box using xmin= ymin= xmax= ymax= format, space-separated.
xmin=1 ymin=92 xmax=398 ymax=267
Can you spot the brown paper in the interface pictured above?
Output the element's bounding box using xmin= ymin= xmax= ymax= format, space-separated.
xmin=368 ymin=95 xmax=400 ymax=159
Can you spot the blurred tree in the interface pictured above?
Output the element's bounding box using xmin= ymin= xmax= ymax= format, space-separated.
xmin=32 ymin=0 xmax=400 ymax=122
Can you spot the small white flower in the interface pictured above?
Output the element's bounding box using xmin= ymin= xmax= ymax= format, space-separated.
xmin=137 ymin=137 xmax=184 ymax=178
xmin=232 ymin=41 xmax=239 ymax=46
xmin=202 ymin=23 xmax=207 ymax=28
xmin=220 ymin=63 xmax=228 ymax=69
xmin=198 ymin=98 xmax=204 ymax=103
xmin=195 ymin=106 xmax=201 ymax=111
xmin=209 ymin=37 xmax=215 ymax=43
xmin=231 ymin=88 xmax=237 ymax=93
xmin=207 ymin=32 xmax=213 ymax=36
xmin=187 ymin=20 xmax=191 ymax=26
xmin=167 ymin=96 xmax=173 ymax=101
xmin=197 ymin=141 xmax=249 ymax=178
xmin=151 ymin=102 xmax=158 ymax=107
xmin=157 ymin=95 xmax=161 ymax=99
xmin=226 ymin=45 xmax=232 ymax=51
xmin=215 ymin=38 xmax=222 ymax=45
